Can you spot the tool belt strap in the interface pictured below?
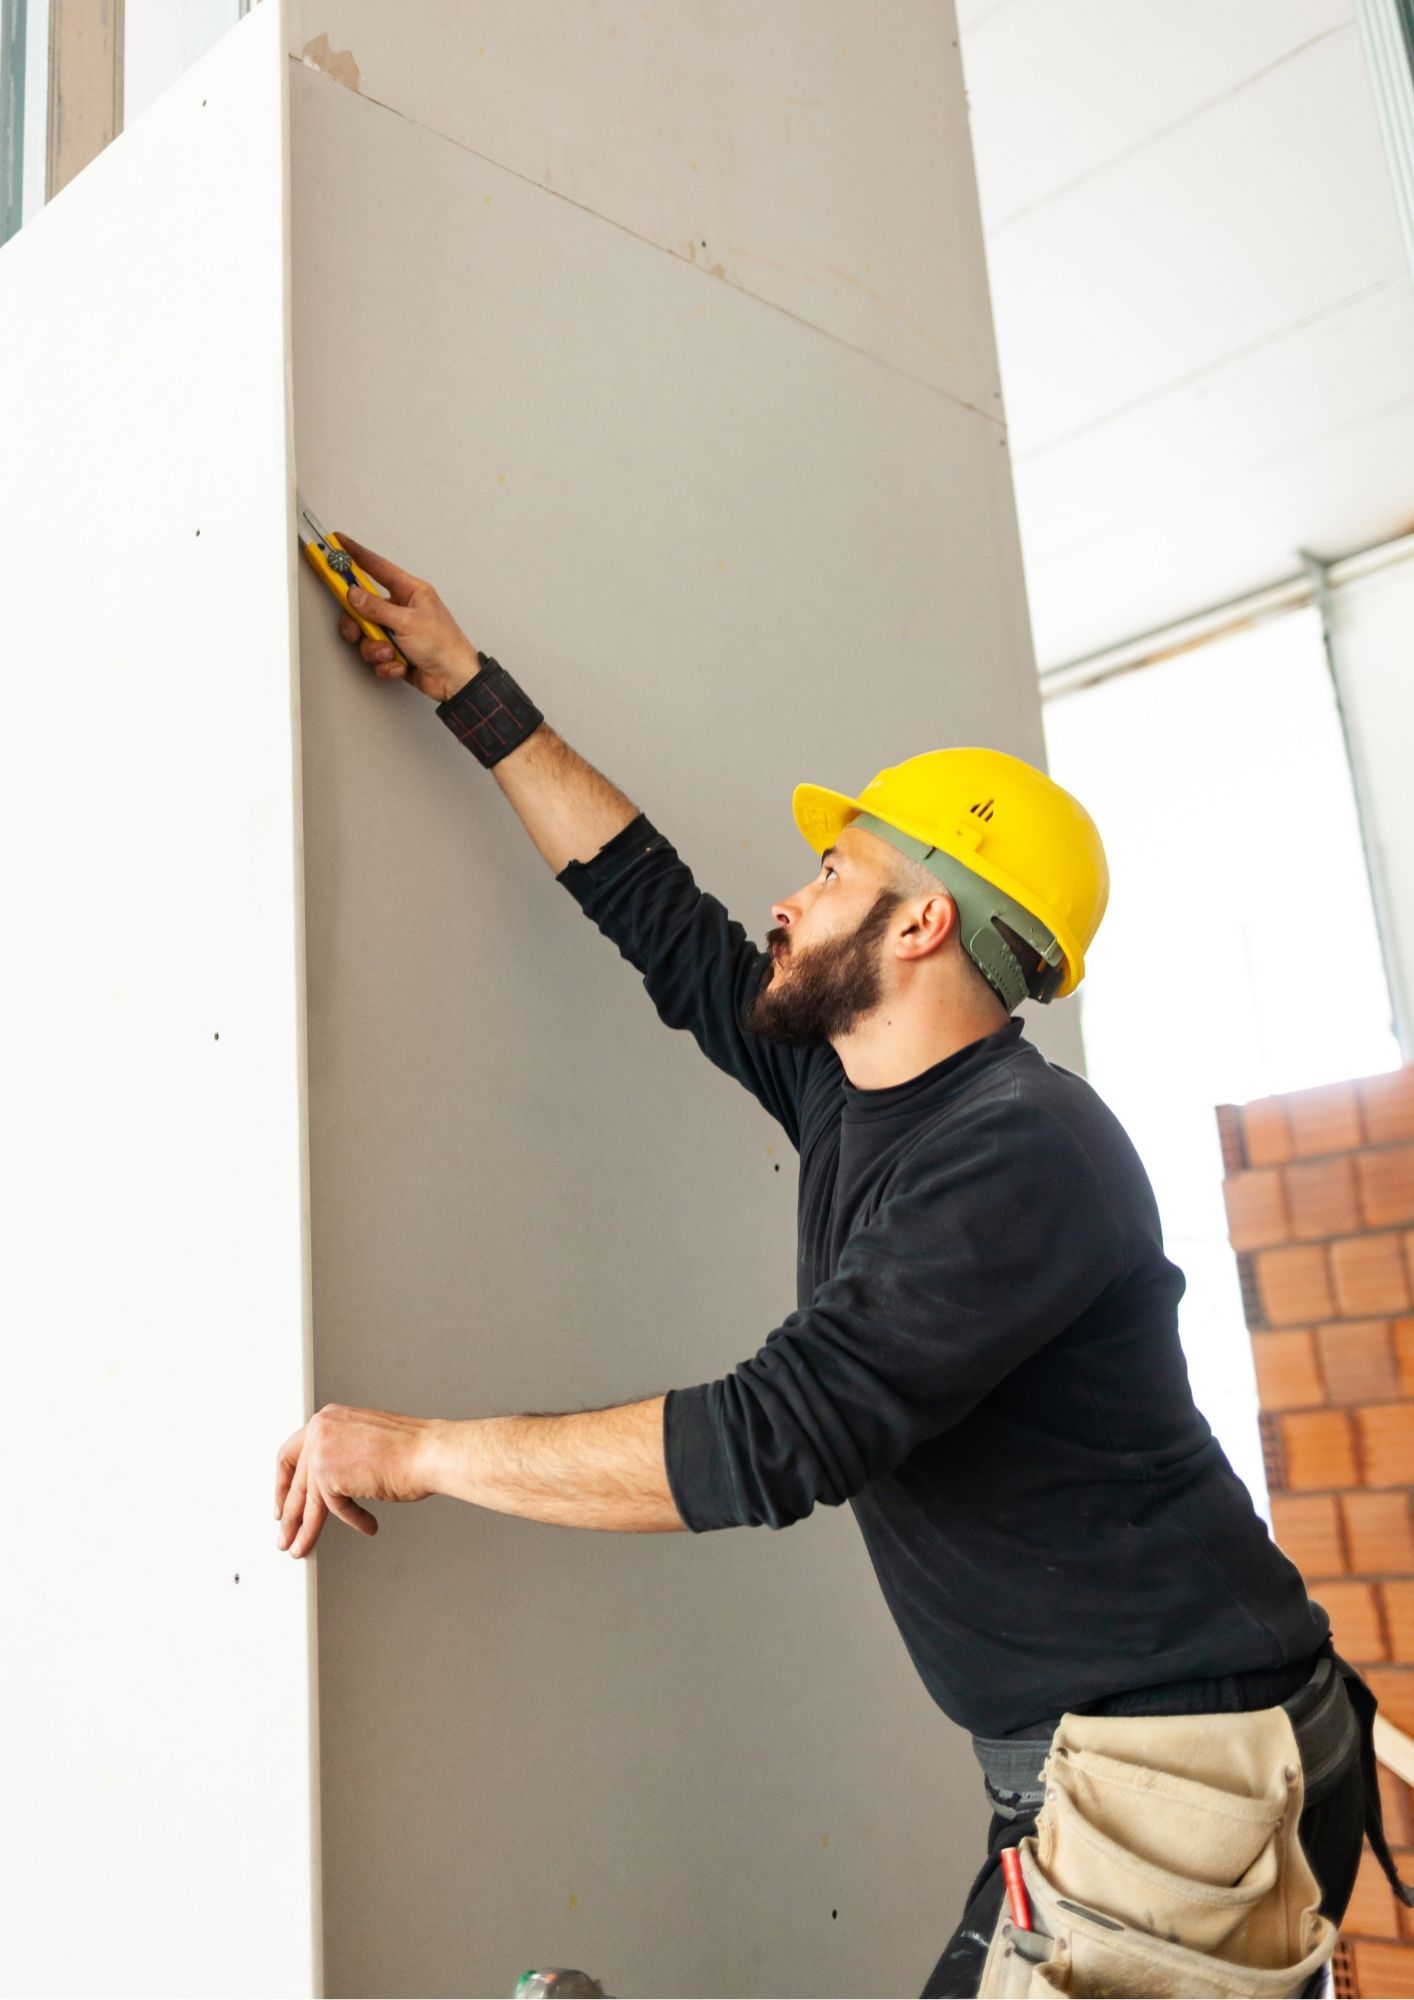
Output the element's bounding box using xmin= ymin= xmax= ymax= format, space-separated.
xmin=973 ymin=1654 xmax=1356 ymax=1816
xmin=972 ymin=1650 xmax=1414 ymax=1907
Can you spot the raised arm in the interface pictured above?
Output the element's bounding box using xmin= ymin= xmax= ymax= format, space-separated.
xmin=329 ymin=530 xmax=809 ymax=1140
xmin=331 ymin=527 xmax=641 ymax=870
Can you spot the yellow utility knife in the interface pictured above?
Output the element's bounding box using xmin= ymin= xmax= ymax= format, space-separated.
xmin=297 ymin=499 xmax=409 ymax=669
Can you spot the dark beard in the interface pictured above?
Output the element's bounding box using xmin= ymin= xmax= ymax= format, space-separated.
xmin=741 ymin=889 xmax=904 ymax=1046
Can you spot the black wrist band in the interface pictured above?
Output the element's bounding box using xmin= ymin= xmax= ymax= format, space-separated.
xmin=436 ymin=653 xmax=545 ymax=767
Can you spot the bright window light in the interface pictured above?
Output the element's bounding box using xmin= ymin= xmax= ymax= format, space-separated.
xmin=1042 ymin=603 xmax=1400 ymax=1514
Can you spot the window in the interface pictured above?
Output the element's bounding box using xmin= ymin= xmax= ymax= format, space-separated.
xmin=1 ymin=0 xmax=49 ymax=246
xmin=1 ymin=0 xmax=255 ymax=248
xmin=1042 ymin=602 xmax=1400 ymax=1510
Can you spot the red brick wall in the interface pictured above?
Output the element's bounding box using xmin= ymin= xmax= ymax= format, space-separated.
xmin=1219 ymin=1067 xmax=1414 ymax=1997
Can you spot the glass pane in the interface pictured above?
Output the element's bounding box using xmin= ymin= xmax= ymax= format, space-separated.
xmin=184 ymin=0 xmax=243 ymax=67
xmin=125 ymin=1 xmax=247 ymax=130
xmin=20 ymin=0 xmax=45 ymax=224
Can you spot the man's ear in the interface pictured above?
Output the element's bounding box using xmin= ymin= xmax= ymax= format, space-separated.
xmin=897 ymin=892 xmax=957 ymax=960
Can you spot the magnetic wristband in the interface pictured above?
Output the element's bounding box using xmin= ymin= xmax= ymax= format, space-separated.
xmin=435 ymin=653 xmax=545 ymax=767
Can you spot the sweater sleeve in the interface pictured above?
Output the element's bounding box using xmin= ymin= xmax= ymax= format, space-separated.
xmin=556 ymin=812 xmax=810 ymax=1148
xmin=662 ymin=1090 xmax=1126 ymax=1531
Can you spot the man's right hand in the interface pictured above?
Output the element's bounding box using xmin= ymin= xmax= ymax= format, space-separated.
xmin=331 ymin=530 xmax=482 ymax=706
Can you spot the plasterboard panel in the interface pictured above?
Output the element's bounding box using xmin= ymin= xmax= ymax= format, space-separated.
xmin=1019 ymin=274 xmax=1414 ymax=663
xmin=985 ymin=21 xmax=1406 ymax=452
xmin=960 ymin=0 xmax=1352 ymax=228
xmin=284 ymin=0 xmax=1003 ymax=419
xmin=289 ymin=51 xmax=1072 ymax=2000
xmin=0 ymin=8 xmax=318 ymax=1996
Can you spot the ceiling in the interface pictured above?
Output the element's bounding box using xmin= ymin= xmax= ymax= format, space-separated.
xmin=957 ymin=0 xmax=1414 ymax=666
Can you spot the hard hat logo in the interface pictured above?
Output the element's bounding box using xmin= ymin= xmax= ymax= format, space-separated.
xmin=790 ymin=748 xmax=1109 ymax=1004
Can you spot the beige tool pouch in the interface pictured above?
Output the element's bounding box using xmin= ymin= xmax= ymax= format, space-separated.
xmin=976 ymin=1706 xmax=1338 ymax=1998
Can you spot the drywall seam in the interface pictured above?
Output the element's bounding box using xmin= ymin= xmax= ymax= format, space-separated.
xmin=285 ymin=50 xmax=1005 ymax=430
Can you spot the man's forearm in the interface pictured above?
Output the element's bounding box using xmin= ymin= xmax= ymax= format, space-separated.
xmin=419 ymin=1394 xmax=686 ymax=1532
xmin=490 ymin=716 xmax=640 ymax=876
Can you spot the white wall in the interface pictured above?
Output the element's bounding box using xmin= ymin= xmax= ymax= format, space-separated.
xmin=285 ymin=5 xmax=1070 ymax=1995
xmin=958 ymin=0 xmax=1414 ymax=668
xmin=0 ymin=10 xmax=319 ymax=1996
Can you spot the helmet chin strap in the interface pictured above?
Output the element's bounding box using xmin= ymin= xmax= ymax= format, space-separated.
xmin=850 ymin=811 xmax=1066 ymax=1012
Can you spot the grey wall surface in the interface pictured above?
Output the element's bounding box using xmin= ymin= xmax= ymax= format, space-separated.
xmin=288 ymin=10 xmax=1077 ymax=1994
xmin=286 ymin=0 xmax=1006 ymax=419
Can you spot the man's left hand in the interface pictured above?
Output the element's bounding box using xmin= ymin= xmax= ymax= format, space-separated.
xmin=274 ymin=1403 xmax=444 ymax=1558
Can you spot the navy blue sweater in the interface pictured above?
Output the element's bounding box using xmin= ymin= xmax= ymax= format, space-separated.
xmin=556 ymin=812 xmax=1328 ymax=1738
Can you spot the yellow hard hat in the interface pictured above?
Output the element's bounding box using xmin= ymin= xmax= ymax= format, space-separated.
xmin=792 ymin=748 xmax=1108 ymax=1003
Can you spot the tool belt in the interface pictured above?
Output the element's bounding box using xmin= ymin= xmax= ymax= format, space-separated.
xmin=968 ymin=1653 xmax=1385 ymax=1998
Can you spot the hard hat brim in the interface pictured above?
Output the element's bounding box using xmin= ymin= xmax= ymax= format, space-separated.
xmin=792 ymin=782 xmax=867 ymax=857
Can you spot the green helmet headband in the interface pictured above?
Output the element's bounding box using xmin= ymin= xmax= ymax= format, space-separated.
xmin=851 ymin=810 xmax=1067 ymax=1011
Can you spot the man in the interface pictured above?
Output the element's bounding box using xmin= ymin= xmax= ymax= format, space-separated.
xmin=275 ymin=532 xmax=1409 ymax=1997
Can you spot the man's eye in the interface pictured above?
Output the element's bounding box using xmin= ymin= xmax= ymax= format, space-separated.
xmin=821 ymin=865 xmax=837 ymax=882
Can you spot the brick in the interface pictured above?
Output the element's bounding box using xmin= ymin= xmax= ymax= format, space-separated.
xmin=1284 ymin=1155 xmax=1362 ymax=1241
xmin=1353 ymin=1939 xmax=1414 ymax=1997
xmin=1256 ymin=1244 xmax=1335 ymax=1327
xmin=1344 ymin=1491 xmax=1414 ymax=1574
xmin=1361 ymin=1070 xmax=1414 ymax=1147
xmin=1251 ymin=1329 xmax=1323 ymax=1409
xmin=1365 ymin=1669 xmax=1414 ymax=1736
xmin=1384 ymin=1585 xmax=1414 ymax=1664
xmin=1379 ymin=1761 xmax=1414 ymax=1847
xmin=1316 ymin=1320 xmax=1399 ymax=1404
xmin=1359 ymin=1406 xmax=1414 ymax=1487
xmin=1242 ymin=1096 xmax=1294 ymax=1167
xmin=1360 ymin=1147 xmax=1414 ymax=1231
xmin=1281 ymin=1409 xmax=1360 ymax=1489
xmin=1331 ymin=1234 xmax=1412 ymax=1318
xmin=1270 ymin=1494 xmax=1345 ymax=1575
xmin=1288 ymin=1079 xmax=1364 ymax=1158
xmin=1222 ymin=1168 xmax=1289 ymax=1251
xmin=1343 ymin=1844 xmax=1405 ymax=1939
xmin=1313 ymin=1579 xmax=1387 ymax=1662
